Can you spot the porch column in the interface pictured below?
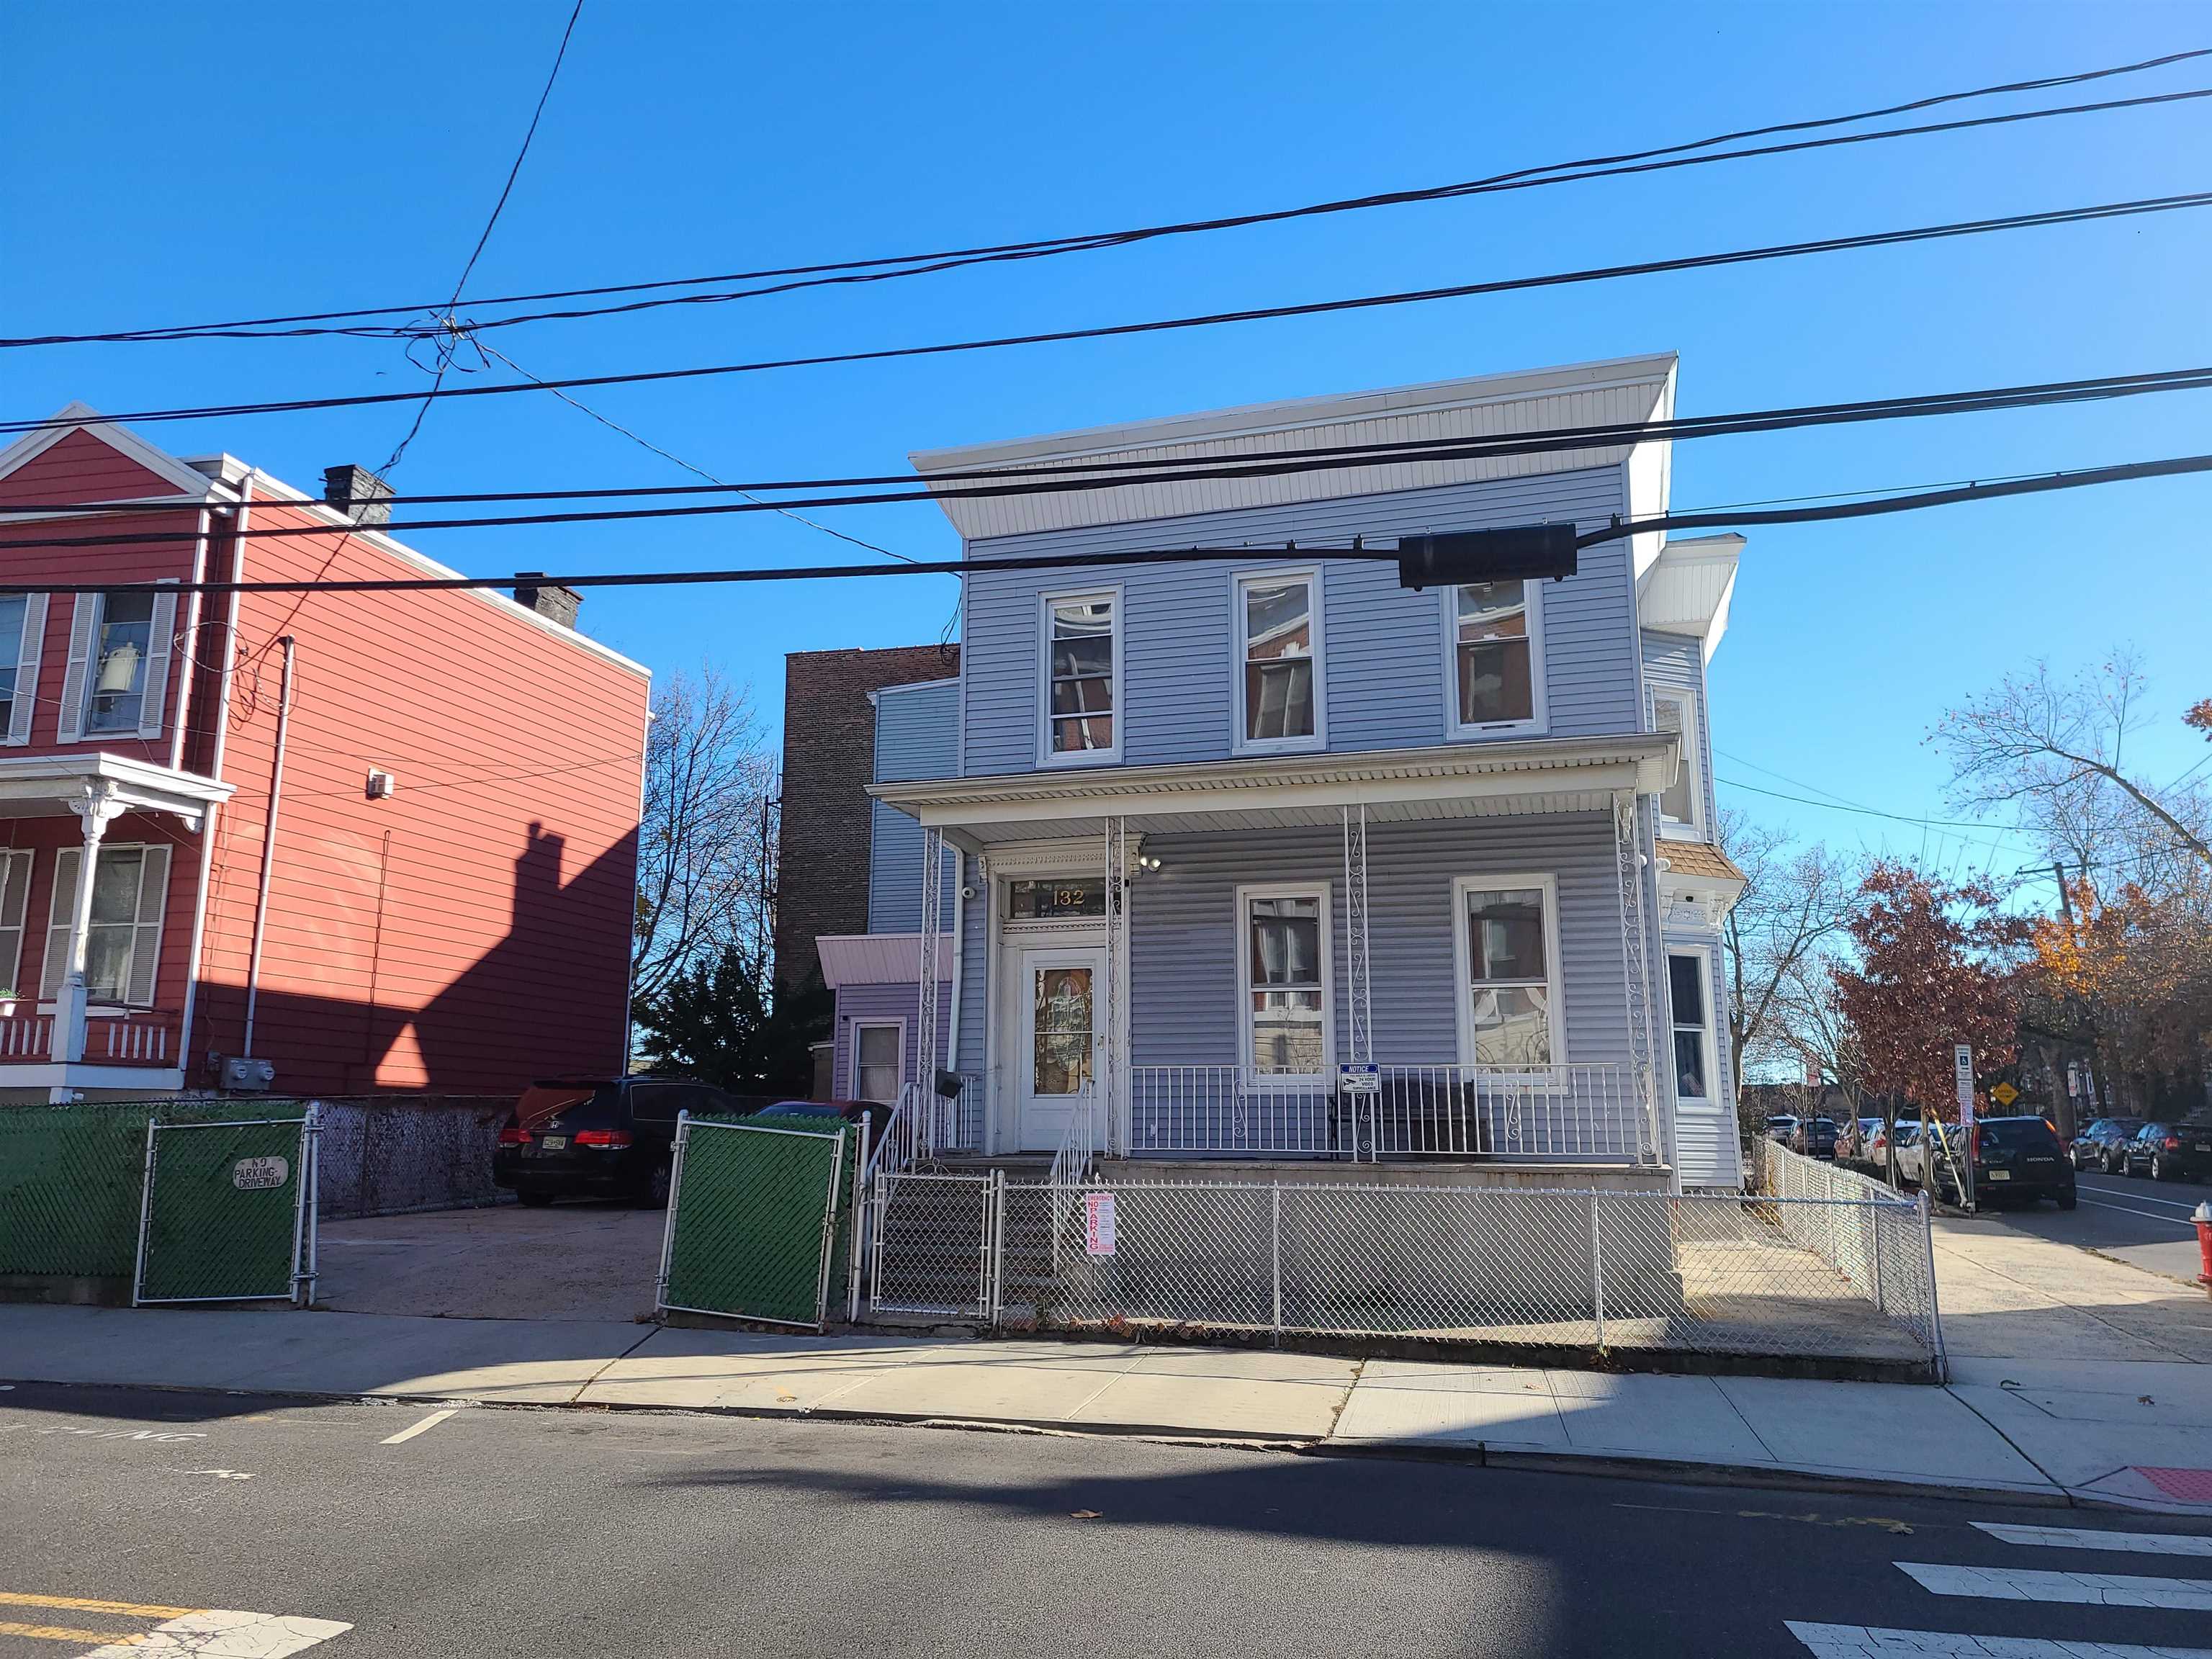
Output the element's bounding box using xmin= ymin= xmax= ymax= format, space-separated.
xmin=1613 ymin=791 xmax=1660 ymax=1165
xmin=60 ymin=783 xmax=125 ymax=1065
xmin=916 ymin=824 xmax=943 ymax=1154
xmin=1341 ymin=804 xmax=1372 ymax=1159
xmin=1101 ymin=814 xmax=1125 ymax=1159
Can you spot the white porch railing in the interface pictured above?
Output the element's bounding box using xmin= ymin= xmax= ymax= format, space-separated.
xmin=1128 ymin=1062 xmax=1652 ymax=1161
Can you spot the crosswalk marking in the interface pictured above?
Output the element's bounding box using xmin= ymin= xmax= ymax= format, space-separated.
xmin=1973 ymin=1524 xmax=2212 ymax=1560
xmin=78 ymin=1608 xmax=354 ymax=1657
xmin=1896 ymin=1562 xmax=2212 ymax=1611
xmin=1789 ymin=1621 xmax=2212 ymax=1657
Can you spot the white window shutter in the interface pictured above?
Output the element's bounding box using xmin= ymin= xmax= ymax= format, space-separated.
xmin=6 ymin=593 xmax=45 ymax=747
xmin=55 ymin=596 xmax=96 ymax=745
xmin=0 ymin=850 xmax=27 ymax=997
xmin=136 ymin=588 xmax=178 ymax=739
xmin=42 ymin=845 xmax=81 ymax=999
xmin=127 ymin=844 xmax=169 ymax=1007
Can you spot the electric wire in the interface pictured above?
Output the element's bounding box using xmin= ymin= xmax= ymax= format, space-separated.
xmin=6 ymin=188 xmax=2210 ymax=440
xmin=9 ymin=45 xmax=2208 ymax=349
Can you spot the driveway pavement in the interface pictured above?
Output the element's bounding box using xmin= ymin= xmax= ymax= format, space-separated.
xmin=315 ymin=1201 xmax=665 ymax=1323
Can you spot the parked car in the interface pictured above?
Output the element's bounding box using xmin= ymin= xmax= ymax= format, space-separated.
xmin=2119 ymin=1119 xmax=2212 ymax=1182
xmin=750 ymin=1097 xmax=896 ymax=1145
xmin=1915 ymin=1117 xmax=2077 ymax=1209
xmin=1790 ymin=1116 xmax=1840 ymax=1159
xmin=2069 ymin=1117 xmax=2144 ymax=1174
xmin=1764 ymin=1115 xmax=1799 ymax=1144
xmin=1835 ymin=1117 xmax=1882 ymax=1163
xmin=492 ymin=1077 xmax=749 ymax=1208
xmin=1861 ymin=1117 xmax=1919 ymax=1177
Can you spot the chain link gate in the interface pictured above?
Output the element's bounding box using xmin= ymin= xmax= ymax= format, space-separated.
xmin=134 ymin=1108 xmax=320 ymax=1305
xmin=657 ymin=1115 xmax=851 ymax=1331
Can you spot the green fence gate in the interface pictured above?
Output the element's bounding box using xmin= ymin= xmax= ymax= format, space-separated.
xmin=135 ymin=1109 xmax=320 ymax=1305
xmin=657 ymin=1114 xmax=853 ymax=1330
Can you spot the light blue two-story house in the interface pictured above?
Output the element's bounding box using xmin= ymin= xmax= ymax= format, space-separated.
xmin=814 ymin=354 xmax=1748 ymax=1192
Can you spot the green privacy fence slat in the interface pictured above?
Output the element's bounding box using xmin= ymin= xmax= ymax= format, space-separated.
xmin=137 ymin=1118 xmax=308 ymax=1304
xmin=660 ymin=1117 xmax=850 ymax=1328
xmin=0 ymin=1100 xmax=312 ymax=1282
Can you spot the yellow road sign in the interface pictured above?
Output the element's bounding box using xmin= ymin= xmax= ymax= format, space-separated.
xmin=1990 ymin=1082 xmax=2019 ymax=1107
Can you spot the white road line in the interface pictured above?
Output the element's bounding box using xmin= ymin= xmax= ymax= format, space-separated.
xmin=1897 ymin=1561 xmax=2212 ymax=1611
xmin=1789 ymin=1621 xmax=2212 ymax=1657
xmin=1975 ymin=1523 xmax=2212 ymax=1558
xmin=379 ymin=1408 xmax=457 ymax=1445
xmin=2078 ymin=1182 xmax=2206 ymax=1210
xmin=79 ymin=1609 xmax=352 ymax=1657
xmin=2075 ymin=1196 xmax=2201 ymax=1228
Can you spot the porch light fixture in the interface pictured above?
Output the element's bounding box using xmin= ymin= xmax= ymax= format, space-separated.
xmin=1395 ymin=524 xmax=1578 ymax=590
xmin=1137 ymin=853 xmax=1164 ymax=873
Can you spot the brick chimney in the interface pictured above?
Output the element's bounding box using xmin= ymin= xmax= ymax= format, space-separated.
xmin=513 ymin=572 xmax=583 ymax=629
xmin=323 ymin=463 xmax=395 ymax=528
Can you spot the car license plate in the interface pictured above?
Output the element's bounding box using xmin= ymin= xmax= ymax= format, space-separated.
xmin=1985 ymin=1169 xmax=2010 ymax=1181
xmin=2196 ymin=1143 xmax=2211 ymax=1154
xmin=539 ymin=1135 xmax=567 ymax=1151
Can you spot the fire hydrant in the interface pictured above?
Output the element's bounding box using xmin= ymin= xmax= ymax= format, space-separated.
xmin=2197 ymin=1202 xmax=2212 ymax=1288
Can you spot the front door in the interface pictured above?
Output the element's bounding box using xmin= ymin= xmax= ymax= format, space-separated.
xmin=1016 ymin=947 xmax=1102 ymax=1153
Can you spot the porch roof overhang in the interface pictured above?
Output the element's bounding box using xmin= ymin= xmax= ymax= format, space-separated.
xmin=0 ymin=753 xmax=233 ymax=831
xmin=871 ymin=734 xmax=1677 ymax=848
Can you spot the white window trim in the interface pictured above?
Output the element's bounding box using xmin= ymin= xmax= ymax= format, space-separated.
xmin=1035 ymin=585 xmax=1124 ymax=768
xmin=1229 ymin=564 xmax=1326 ymax=757
xmin=850 ymin=1017 xmax=907 ymax=1106
xmin=1652 ymin=685 xmax=1706 ymax=840
xmin=41 ymin=840 xmax=170 ymax=1010
xmin=1233 ymin=879 xmax=1334 ymax=1087
xmin=1666 ymin=944 xmax=1720 ymax=1108
xmin=1439 ymin=577 xmax=1549 ymax=741
xmin=1451 ymin=871 xmax=1566 ymax=1082
xmin=0 ymin=847 xmax=30 ymax=997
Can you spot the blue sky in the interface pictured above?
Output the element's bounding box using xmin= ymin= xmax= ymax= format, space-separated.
xmin=4 ymin=1 xmax=2206 ymax=890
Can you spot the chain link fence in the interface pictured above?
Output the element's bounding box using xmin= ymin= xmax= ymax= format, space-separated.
xmin=658 ymin=1115 xmax=853 ymax=1330
xmin=136 ymin=1113 xmax=317 ymax=1305
xmin=866 ymin=1164 xmax=1946 ymax=1376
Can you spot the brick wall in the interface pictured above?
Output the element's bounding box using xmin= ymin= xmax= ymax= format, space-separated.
xmin=775 ymin=643 xmax=958 ymax=988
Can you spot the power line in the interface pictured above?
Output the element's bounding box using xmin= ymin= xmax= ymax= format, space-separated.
xmin=0 ymin=444 xmax=2206 ymax=585
xmin=17 ymin=360 xmax=2212 ymax=513
xmin=11 ymin=379 xmax=2212 ymax=549
xmin=379 ymin=0 xmax=585 ymax=474
xmin=8 ymin=187 xmax=2211 ymax=441
xmin=471 ymin=337 xmax=918 ymax=564
xmin=12 ymin=47 xmax=2209 ymax=349
xmin=1715 ymin=773 xmax=2031 ymax=848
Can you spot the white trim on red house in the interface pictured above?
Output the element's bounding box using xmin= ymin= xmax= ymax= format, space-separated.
xmin=0 ymin=403 xmax=220 ymax=503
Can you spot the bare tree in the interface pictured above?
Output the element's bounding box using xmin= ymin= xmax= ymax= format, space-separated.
xmin=632 ymin=667 xmax=776 ymax=1010
xmin=1717 ymin=809 xmax=1856 ymax=1092
xmin=1936 ymin=652 xmax=2211 ymax=871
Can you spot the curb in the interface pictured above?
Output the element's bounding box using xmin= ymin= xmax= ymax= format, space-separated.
xmin=20 ymin=1371 xmax=2192 ymax=1515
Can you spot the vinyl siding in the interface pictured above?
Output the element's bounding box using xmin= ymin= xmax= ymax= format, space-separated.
xmin=868 ymin=680 xmax=960 ymax=933
xmin=831 ymin=980 xmax=950 ymax=1100
xmin=960 ymin=467 xmax=1637 ymax=776
xmin=1128 ymin=814 xmax=1629 ymax=1066
xmin=1640 ymin=630 xmax=1719 ymax=835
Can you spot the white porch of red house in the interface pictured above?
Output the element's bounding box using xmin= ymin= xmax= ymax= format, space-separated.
xmin=0 ymin=753 xmax=230 ymax=1099
xmin=877 ymin=734 xmax=1679 ymax=1174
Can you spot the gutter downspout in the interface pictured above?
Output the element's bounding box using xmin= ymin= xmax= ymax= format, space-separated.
xmin=241 ymin=634 xmax=296 ymax=1060
xmin=177 ymin=479 xmax=251 ymax=1087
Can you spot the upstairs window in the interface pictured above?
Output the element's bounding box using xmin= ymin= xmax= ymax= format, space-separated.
xmin=1041 ymin=590 xmax=1120 ymax=763
xmin=1447 ymin=579 xmax=1545 ymax=737
xmin=1456 ymin=875 xmax=1561 ymax=1069
xmin=1234 ymin=570 xmax=1321 ymax=752
xmin=1652 ymin=688 xmax=1704 ymax=837
xmin=0 ymin=595 xmax=27 ymax=739
xmin=87 ymin=591 xmax=156 ymax=734
xmin=1240 ymin=887 xmax=1330 ymax=1080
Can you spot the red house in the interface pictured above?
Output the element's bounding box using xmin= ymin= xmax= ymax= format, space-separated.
xmin=0 ymin=405 xmax=649 ymax=1103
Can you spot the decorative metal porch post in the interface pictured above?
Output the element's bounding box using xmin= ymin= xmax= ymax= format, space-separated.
xmin=1613 ymin=792 xmax=1660 ymax=1164
xmin=1102 ymin=814 xmax=1126 ymax=1159
xmin=916 ymin=825 xmax=943 ymax=1157
xmin=1341 ymin=804 xmax=1372 ymax=1159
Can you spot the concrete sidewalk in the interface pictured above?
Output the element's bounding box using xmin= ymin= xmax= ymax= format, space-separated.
xmin=8 ymin=1304 xmax=2212 ymax=1516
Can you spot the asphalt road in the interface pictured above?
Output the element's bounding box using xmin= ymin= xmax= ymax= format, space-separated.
xmin=1999 ymin=1166 xmax=2212 ymax=1286
xmin=6 ymin=1384 xmax=2212 ymax=1658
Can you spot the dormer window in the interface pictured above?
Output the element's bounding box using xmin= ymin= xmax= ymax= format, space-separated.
xmin=1445 ymin=579 xmax=1546 ymax=739
xmin=1653 ymin=688 xmax=1705 ymax=838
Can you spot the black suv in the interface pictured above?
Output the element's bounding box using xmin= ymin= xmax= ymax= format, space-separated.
xmin=2070 ymin=1117 xmax=2144 ymax=1174
xmin=2120 ymin=1120 xmax=2212 ymax=1182
xmin=492 ymin=1077 xmax=747 ymax=1208
xmin=1925 ymin=1116 xmax=2077 ymax=1210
